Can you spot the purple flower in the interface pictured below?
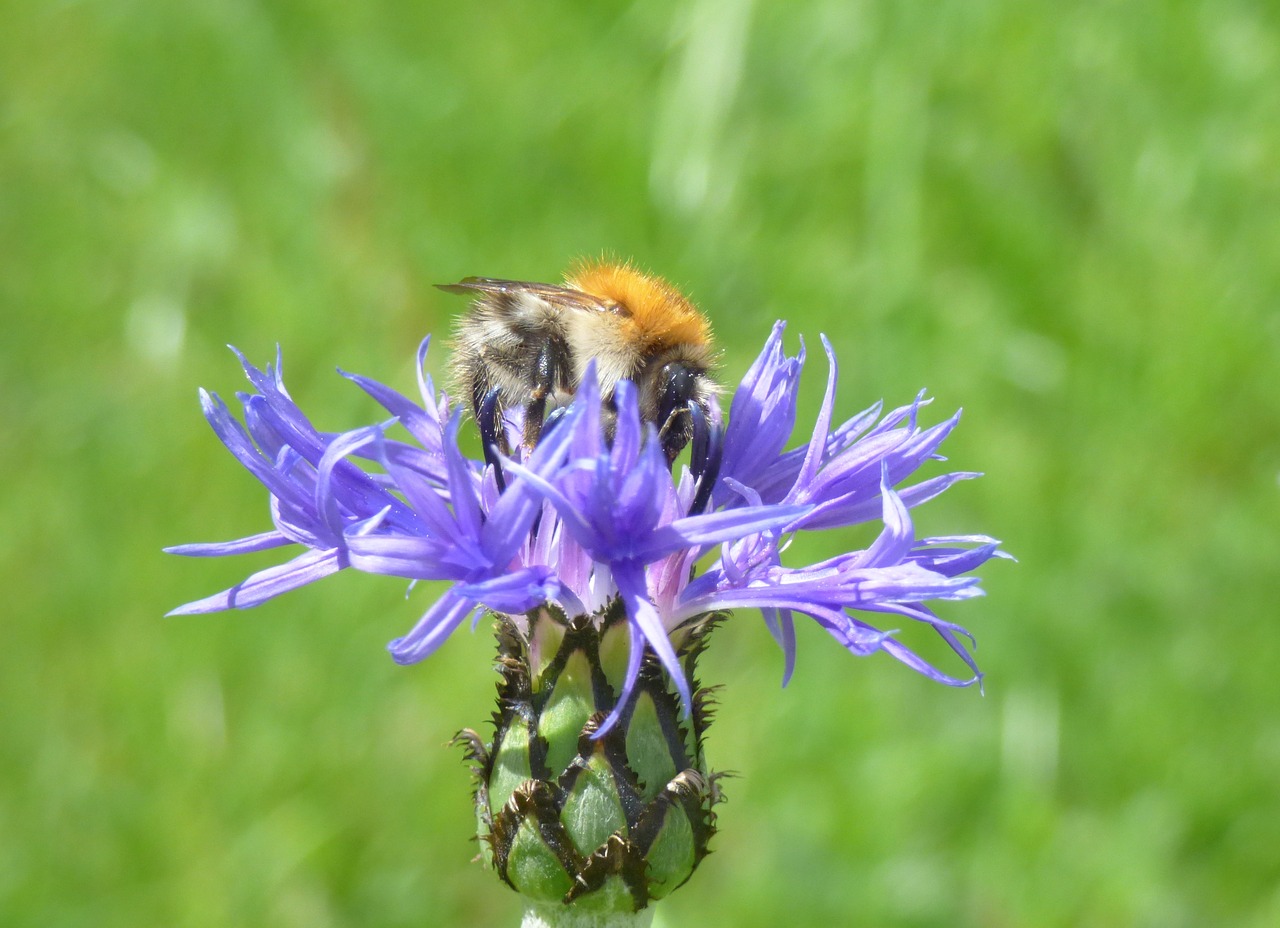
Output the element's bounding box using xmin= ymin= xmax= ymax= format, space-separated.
xmin=501 ymin=369 xmax=807 ymax=733
xmin=168 ymin=326 xmax=1006 ymax=733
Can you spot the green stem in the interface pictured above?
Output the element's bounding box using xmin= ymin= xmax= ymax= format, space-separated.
xmin=521 ymin=903 xmax=656 ymax=928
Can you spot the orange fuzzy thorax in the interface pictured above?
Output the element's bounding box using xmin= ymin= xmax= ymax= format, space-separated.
xmin=565 ymin=261 xmax=711 ymax=350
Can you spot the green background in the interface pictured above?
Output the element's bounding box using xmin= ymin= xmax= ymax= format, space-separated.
xmin=4 ymin=1 xmax=1278 ymax=925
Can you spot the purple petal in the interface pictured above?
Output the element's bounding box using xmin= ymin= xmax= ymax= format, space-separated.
xmin=787 ymin=334 xmax=838 ymax=498
xmin=877 ymin=635 xmax=980 ymax=687
xmin=456 ymin=567 xmax=560 ymax=614
xmin=370 ymin=433 xmax=465 ymax=545
xmin=346 ymin=533 xmax=484 ymax=580
xmin=761 ymin=607 xmax=797 ymax=687
xmin=482 ymin=404 xmax=582 ymax=563
xmin=859 ymin=467 xmax=914 ymax=567
xmin=571 ymin=362 xmax=604 ymax=461
xmin=164 ymin=531 xmax=292 ymax=557
xmin=198 ymin=390 xmax=311 ymax=511
xmin=717 ymin=323 xmax=805 ymax=496
xmin=803 ymin=471 xmax=979 ymax=529
xmin=594 ymin=617 xmax=647 ymax=739
xmin=316 ymin=426 xmax=383 ymax=540
xmin=499 ymin=456 xmax=596 ymax=552
xmin=442 ymin=413 xmax=483 ymax=542
xmin=414 ymin=336 xmax=444 ymax=423
xmin=341 ymin=367 xmax=445 ymax=455
xmin=387 ymin=591 xmax=477 ymax=664
xmin=166 ymin=548 xmax=343 ymax=614
xmin=630 ymin=503 xmax=809 ymax=563
xmin=616 ymin=561 xmax=692 ymax=714
xmin=909 ymin=541 xmax=1007 ymax=577
xmin=610 ymin=381 xmax=642 ymax=482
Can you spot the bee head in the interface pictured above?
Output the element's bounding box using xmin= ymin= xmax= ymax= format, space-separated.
xmin=649 ymin=353 xmax=717 ymax=465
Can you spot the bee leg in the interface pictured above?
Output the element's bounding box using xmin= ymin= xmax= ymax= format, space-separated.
xmin=521 ymin=344 xmax=558 ymax=451
xmin=477 ymin=387 xmax=507 ymax=493
xmin=470 ymin=374 xmax=489 ymax=428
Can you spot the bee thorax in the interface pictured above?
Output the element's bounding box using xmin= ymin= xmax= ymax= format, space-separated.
xmin=441 ymin=262 xmax=718 ymax=460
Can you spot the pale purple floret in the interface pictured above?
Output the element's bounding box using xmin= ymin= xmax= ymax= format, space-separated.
xmin=503 ymin=369 xmax=806 ymax=734
xmin=168 ymin=326 xmax=1006 ymax=732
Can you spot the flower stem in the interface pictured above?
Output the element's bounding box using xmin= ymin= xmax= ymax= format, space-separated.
xmin=521 ymin=904 xmax=656 ymax=928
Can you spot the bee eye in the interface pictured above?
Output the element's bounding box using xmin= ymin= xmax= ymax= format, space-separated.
xmin=659 ymin=362 xmax=697 ymax=405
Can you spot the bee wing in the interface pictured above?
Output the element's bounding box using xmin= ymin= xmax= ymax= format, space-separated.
xmin=436 ymin=277 xmax=621 ymax=314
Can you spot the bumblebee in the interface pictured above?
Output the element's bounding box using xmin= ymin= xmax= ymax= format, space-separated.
xmin=439 ymin=261 xmax=718 ymax=464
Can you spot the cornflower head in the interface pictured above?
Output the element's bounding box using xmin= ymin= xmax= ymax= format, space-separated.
xmin=168 ymin=323 xmax=1006 ymax=926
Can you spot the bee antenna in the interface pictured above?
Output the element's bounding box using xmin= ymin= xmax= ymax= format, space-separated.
xmin=688 ymin=403 xmax=722 ymax=516
xmin=477 ymin=388 xmax=507 ymax=494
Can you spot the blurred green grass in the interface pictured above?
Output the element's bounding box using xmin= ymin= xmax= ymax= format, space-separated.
xmin=3 ymin=1 xmax=1279 ymax=925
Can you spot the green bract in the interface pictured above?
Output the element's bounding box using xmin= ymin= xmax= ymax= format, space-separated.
xmin=455 ymin=602 xmax=724 ymax=916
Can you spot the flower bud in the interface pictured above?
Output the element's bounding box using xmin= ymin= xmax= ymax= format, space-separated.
xmin=456 ymin=601 xmax=724 ymax=916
